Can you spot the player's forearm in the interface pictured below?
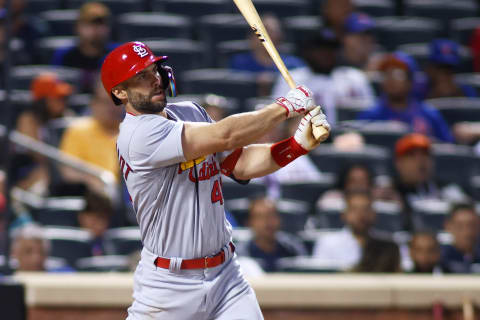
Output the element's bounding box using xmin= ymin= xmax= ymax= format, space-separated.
xmin=232 ymin=144 xmax=281 ymax=180
xmin=217 ymin=103 xmax=285 ymax=150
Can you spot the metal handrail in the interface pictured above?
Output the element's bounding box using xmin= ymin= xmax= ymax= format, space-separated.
xmin=1 ymin=125 xmax=118 ymax=200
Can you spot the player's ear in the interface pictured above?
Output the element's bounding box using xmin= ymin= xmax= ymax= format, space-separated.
xmin=112 ymin=85 xmax=128 ymax=101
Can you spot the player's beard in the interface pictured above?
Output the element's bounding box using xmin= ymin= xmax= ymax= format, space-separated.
xmin=127 ymin=89 xmax=167 ymax=114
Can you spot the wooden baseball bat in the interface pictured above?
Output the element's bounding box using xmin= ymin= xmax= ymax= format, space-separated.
xmin=232 ymin=0 xmax=329 ymax=141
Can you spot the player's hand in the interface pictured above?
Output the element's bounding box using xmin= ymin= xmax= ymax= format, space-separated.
xmin=294 ymin=106 xmax=330 ymax=151
xmin=275 ymin=85 xmax=315 ymax=118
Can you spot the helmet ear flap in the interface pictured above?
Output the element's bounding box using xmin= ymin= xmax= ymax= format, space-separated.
xmin=157 ymin=63 xmax=177 ymax=97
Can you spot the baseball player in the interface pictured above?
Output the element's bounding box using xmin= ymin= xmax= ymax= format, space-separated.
xmin=101 ymin=41 xmax=330 ymax=320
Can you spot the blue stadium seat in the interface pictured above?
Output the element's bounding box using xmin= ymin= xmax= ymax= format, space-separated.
xmin=404 ymin=0 xmax=478 ymax=36
xmin=397 ymin=43 xmax=473 ymax=73
xmin=11 ymin=65 xmax=82 ymax=91
xmin=199 ymin=14 xmax=249 ymax=65
xmin=411 ymin=199 xmax=450 ymax=232
xmin=455 ymin=73 xmax=480 ymax=94
xmin=25 ymin=0 xmax=60 ymax=14
xmin=375 ymin=16 xmax=441 ymax=50
xmin=246 ymin=0 xmax=309 ymax=18
xmin=76 ymin=255 xmax=130 ymax=272
xmin=224 ymin=198 xmax=251 ymax=225
xmin=432 ymin=143 xmax=480 ymax=186
xmin=354 ymin=0 xmax=396 ymax=17
xmin=309 ymin=144 xmax=391 ymax=176
xmin=333 ymin=120 xmax=409 ymax=152
xmin=153 ymin=0 xmax=231 ymax=19
xmin=66 ymin=0 xmax=146 ymax=14
xmin=117 ymin=13 xmax=192 ymax=42
xmin=37 ymin=36 xmax=76 ymax=64
xmin=450 ymin=18 xmax=480 ymax=46
xmin=283 ymin=16 xmax=323 ymax=47
xmin=279 ymin=175 xmax=336 ymax=209
xmin=372 ymin=201 xmax=403 ymax=233
xmin=426 ymin=97 xmax=480 ymax=126
xmin=104 ymin=227 xmax=143 ymax=255
xmin=277 ymin=199 xmax=311 ymax=234
xmin=41 ymin=10 xmax=78 ymax=37
xmin=181 ymin=69 xmax=257 ymax=103
xmin=44 ymin=226 xmax=92 ymax=268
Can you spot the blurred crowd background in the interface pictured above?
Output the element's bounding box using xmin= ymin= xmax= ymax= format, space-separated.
xmin=1 ymin=0 xmax=480 ymax=276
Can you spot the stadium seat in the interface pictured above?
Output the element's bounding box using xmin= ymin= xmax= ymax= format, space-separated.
xmin=411 ymin=199 xmax=450 ymax=232
xmin=455 ymin=73 xmax=480 ymax=94
xmin=432 ymin=143 xmax=480 ymax=186
xmin=374 ymin=16 xmax=441 ymax=50
xmin=404 ymin=0 xmax=478 ymax=36
xmin=198 ymin=14 xmax=249 ymax=65
xmin=76 ymin=255 xmax=130 ymax=272
xmin=279 ymin=175 xmax=336 ymax=209
xmin=309 ymin=144 xmax=392 ymax=176
xmin=372 ymin=201 xmax=403 ymax=233
xmin=469 ymin=175 xmax=480 ymax=199
xmin=450 ymin=18 xmax=480 ymax=46
xmin=11 ymin=65 xmax=82 ymax=91
xmin=153 ymin=0 xmax=231 ymax=20
xmin=167 ymin=94 xmax=240 ymax=115
xmin=140 ymin=39 xmax=208 ymax=84
xmin=25 ymin=0 xmax=60 ymax=14
xmin=353 ymin=0 xmax=396 ymax=17
xmin=283 ymin=16 xmax=323 ymax=48
xmin=333 ymin=120 xmax=409 ymax=151
xmin=66 ymin=0 xmax=146 ymax=15
xmin=104 ymin=227 xmax=143 ymax=255
xmin=37 ymin=36 xmax=76 ymax=65
xmin=397 ymin=43 xmax=473 ymax=73
xmin=117 ymin=13 xmax=192 ymax=42
xmin=68 ymin=93 xmax=92 ymax=114
xmin=43 ymin=226 xmax=92 ymax=268
xmin=216 ymin=40 xmax=294 ymax=68
xmin=244 ymin=0 xmax=309 ymax=18
xmin=336 ymin=98 xmax=371 ymax=122
xmin=277 ymin=199 xmax=311 ymax=234
xmin=222 ymin=178 xmax=267 ymax=200
xmin=426 ymin=97 xmax=480 ymax=126
xmin=224 ymin=198 xmax=251 ymax=225
xmin=181 ymin=69 xmax=257 ymax=103
xmin=276 ymin=256 xmax=341 ymax=273
xmin=41 ymin=10 xmax=78 ymax=37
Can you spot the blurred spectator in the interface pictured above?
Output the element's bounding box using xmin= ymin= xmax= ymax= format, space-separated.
xmin=321 ymin=0 xmax=354 ymax=38
xmin=358 ymin=53 xmax=454 ymax=142
xmin=201 ymin=94 xmax=229 ymax=122
xmin=11 ymin=224 xmax=73 ymax=272
xmin=16 ymin=73 xmax=74 ymax=142
xmin=423 ymin=39 xmax=477 ymax=99
xmin=59 ymin=77 xmax=123 ymax=193
xmin=314 ymin=190 xmax=400 ymax=271
xmin=408 ymin=231 xmax=443 ymax=273
xmin=353 ymin=235 xmax=401 ymax=273
xmin=236 ymin=197 xmax=307 ymax=272
xmin=441 ymin=203 xmax=480 ymax=273
xmin=0 ymin=0 xmax=49 ymax=64
xmin=51 ymin=2 xmax=117 ymax=93
xmin=230 ymin=14 xmax=304 ymax=96
xmin=392 ymin=134 xmax=468 ymax=231
xmin=272 ymin=30 xmax=375 ymax=125
xmin=78 ymin=190 xmax=113 ymax=256
xmin=338 ymin=12 xmax=377 ymax=70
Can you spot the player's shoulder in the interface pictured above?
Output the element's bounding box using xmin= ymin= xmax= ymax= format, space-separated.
xmin=167 ymin=100 xmax=211 ymax=122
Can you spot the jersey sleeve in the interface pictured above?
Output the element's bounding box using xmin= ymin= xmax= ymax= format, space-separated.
xmin=129 ymin=116 xmax=186 ymax=168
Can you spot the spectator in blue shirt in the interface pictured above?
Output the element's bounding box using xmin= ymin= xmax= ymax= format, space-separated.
xmin=423 ymin=39 xmax=477 ymax=99
xmin=441 ymin=203 xmax=480 ymax=273
xmin=358 ymin=52 xmax=454 ymax=142
xmin=236 ymin=197 xmax=306 ymax=272
xmin=51 ymin=2 xmax=117 ymax=93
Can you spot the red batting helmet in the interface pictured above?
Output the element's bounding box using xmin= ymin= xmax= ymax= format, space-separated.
xmin=101 ymin=41 xmax=177 ymax=105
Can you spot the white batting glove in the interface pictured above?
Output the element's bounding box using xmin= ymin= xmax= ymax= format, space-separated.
xmin=294 ymin=106 xmax=330 ymax=151
xmin=276 ymin=85 xmax=315 ymax=118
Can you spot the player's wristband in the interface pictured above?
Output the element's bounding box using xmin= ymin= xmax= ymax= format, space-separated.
xmin=271 ymin=137 xmax=308 ymax=167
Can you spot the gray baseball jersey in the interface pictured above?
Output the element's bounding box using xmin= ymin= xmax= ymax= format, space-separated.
xmin=116 ymin=101 xmax=232 ymax=259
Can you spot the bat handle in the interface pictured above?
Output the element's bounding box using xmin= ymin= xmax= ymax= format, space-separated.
xmin=313 ymin=125 xmax=329 ymax=141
